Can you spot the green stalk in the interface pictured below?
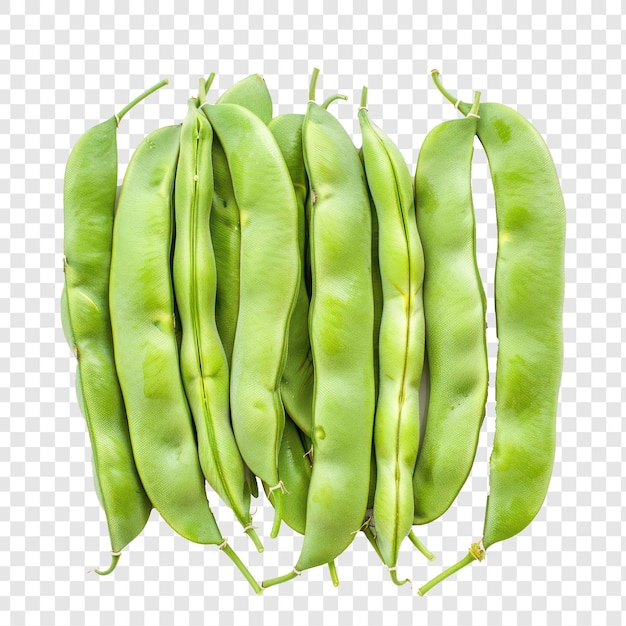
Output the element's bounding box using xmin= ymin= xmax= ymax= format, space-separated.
xmin=321 ymin=94 xmax=347 ymax=109
xmin=308 ymin=67 xmax=320 ymax=102
xmin=327 ymin=560 xmax=339 ymax=587
xmin=417 ymin=542 xmax=484 ymax=596
xmin=408 ymin=530 xmax=435 ymax=561
xmin=221 ymin=543 xmax=263 ymax=594
xmin=116 ymin=79 xmax=168 ymax=122
xmin=430 ymin=69 xmax=472 ymax=117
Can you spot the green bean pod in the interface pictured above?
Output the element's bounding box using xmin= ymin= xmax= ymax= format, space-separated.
xmin=109 ymin=124 xmax=213 ymax=539
xmin=210 ymin=75 xmax=274 ymax=500
xmin=109 ymin=123 xmax=261 ymax=593
xmin=264 ymin=416 xmax=312 ymax=535
xmin=478 ymin=102 xmax=564 ymax=548
xmin=211 ymin=75 xmax=274 ymax=366
xmin=61 ymin=81 xmax=167 ymax=574
xmin=172 ymin=96 xmax=262 ymax=552
xmin=268 ymin=113 xmax=313 ymax=437
xmin=201 ymin=102 xmax=300 ymax=538
xmin=412 ymin=91 xmax=489 ymax=526
xmin=263 ymin=69 xmax=375 ymax=587
xmin=418 ymin=73 xmax=565 ymax=596
xmin=216 ymin=73 xmax=273 ymax=124
xmin=359 ymin=145 xmax=384 ymax=565
xmin=359 ymin=87 xmax=426 ymax=584
xmin=358 ymin=147 xmax=384 ymax=402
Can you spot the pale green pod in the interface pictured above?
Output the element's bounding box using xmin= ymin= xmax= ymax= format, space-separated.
xmin=419 ymin=74 xmax=565 ymax=596
xmin=61 ymin=82 xmax=168 ymax=575
xmin=110 ymin=124 xmax=221 ymax=544
xmin=201 ymin=102 xmax=300 ymax=537
xmin=268 ymin=113 xmax=313 ymax=437
xmin=172 ymin=99 xmax=262 ymax=552
xmin=359 ymin=89 xmax=425 ymax=580
xmin=216 ymin=73 xmax=273 ymax=124
xmin=211 ymin=74 xmax=274 ymax=365
xmin=413 ymin=104 xmax=488 ymax=526
xmin=297 ymin=97 xmax=375 ymax=571
xmin=478 ymin=101 xmax=565 ymax=550
xmin=264 ymin=416 xmax=312 ymax=535
xmin=265 ymin=71 xmax=375 ymax=588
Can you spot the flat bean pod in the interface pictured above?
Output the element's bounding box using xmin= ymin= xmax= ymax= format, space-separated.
xmin=263 ymin=70 xmax=375 ymax=587
xmin=268 ymin=113 xmax=313 ymax=437
xmin=172 ymin=95 xmax=262 ymax=551
xmin=211 ymin=74 xmax=274 ymax=366
xmin=478 ymin=102 xmax=565 ymax=547
xmin=61 ymin=82 xmax=166 ymax=574
xmin=359 ymin=87 xmax=427 ymax=584
xmin=210 ymin=76 xmax=275 ymax=500
xmin=109 ymin=123 xmax=261 ymax=592
xmin=264 ymin=416 xmax=312 ymax=535
xmin=201 ymin=102 xmax=300 ymax=538
xmin=216 ymin=73 xmax=273 ymax=124
xmin=412 ymin=91 xmax=489 ymax=526
xmin=419 ymin=73 xmax=565 ymax=595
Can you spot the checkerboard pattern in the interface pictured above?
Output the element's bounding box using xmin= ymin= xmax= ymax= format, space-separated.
xmin=1 ymin=3 xmax=622 ymax=625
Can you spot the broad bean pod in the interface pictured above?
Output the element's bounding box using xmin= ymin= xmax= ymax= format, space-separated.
xmin=211 ymin=74 xmax=274 ymax=367
xmin=109 ymin=123 xmax=261 ymax=592
xmin=201 ymin=101 xmax=300 ymax=539
xmin=172 ymin=86 xmax=262 ymax=552
xmin=412 ymin=90 xmax=489 ymax=527
xmin=61 ymin=82 xmax=166 ymax=574
xmin=263 ymin=69 xmax=375 ymax=588
xmin=419 ymin=72 xmax=565 ymax=595
xmin=268 ymin=113 xmax=313 ymax=438
xmin=359 ymin=86 xmax=428 ymax=584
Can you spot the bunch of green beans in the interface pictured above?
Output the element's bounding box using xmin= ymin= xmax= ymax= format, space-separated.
xmin=61 ymin=68 xmax=565 ymax=595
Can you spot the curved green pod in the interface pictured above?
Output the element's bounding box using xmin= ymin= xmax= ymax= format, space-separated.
xmin=201 ymin=102 xmax=300 ymax=538
xmin=172 ymin=97 xmax=262 ymax=552
xmin=419 ymin=72 xmax=565 ymax=596
xmin=359 ymin=87 xmax=426 ymax=583
xmin=268 ymin=113 xmax=313 ymax=437
xmin=110 ymin=124 xmax=218 ymax=543
xmin=480 ymin=99 xmax=565 ymax=550
xmin=412 ymin=92 xmax=488 ymax=526
xmin=264 ymin=416 xmax=312 ymax=535
xmin=209 ymin=75 xmax=275 ymax=498
xmin=211 ymin=73 xmax=274 ymax=366
xmin=263 ymin=69 xmax=375 ymax=588
xmin=61 ymin=81 xmax=167 ymax=575
xmin=109 ymin=123 xmax=261 ymax=593
xmin=216 ymin=73 xmax=273 ymax=124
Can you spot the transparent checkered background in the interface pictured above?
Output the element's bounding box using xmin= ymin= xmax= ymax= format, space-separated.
xmin=1 ymin=2 xmax=622 ymax=625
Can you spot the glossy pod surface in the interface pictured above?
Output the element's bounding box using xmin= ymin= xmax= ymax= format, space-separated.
xmin=211 ymin=74 xmax=274 ymax=366
xmin=109 ymin=124 xmax=222 ymax=545
xmin=296 ymin=94 xmax=375 ymax=572
xmin=172 ymin=100 xmax=260 ymax=550
xmin=62 ymin=115 xmax=151 ymax=572
xmin=477 ymin=102 xmax=565 ymax=549
xmin=201 ymin=103 xmax=300 ymax=503
xmin=268 ymin=113 xmax=314 ymax=437
xmin=413 ymin=113 xmax=488 ymax=525
xmin=359 ymin=98 xmax=425 ymax=573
